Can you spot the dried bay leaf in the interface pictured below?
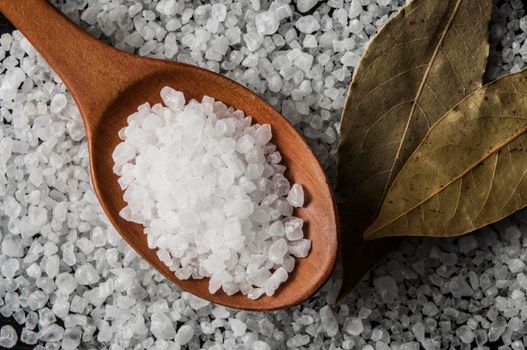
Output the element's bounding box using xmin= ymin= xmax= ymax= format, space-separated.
xmin=336 ymin=0 xmax=492 ymax=299
xmin=364 ymin=70 xmax=527 ymax=240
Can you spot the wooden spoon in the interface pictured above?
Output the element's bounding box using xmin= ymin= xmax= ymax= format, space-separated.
xmin=1 ymin=0 xmax=339 ymax=311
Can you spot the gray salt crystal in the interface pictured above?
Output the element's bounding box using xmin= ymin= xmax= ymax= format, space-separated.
xmin=340 ymin=52 xmax=360 ymax=67
xmin=422 ymin=303 xmax=439 ymax=317
xmin=297 ymin=0 xmax=319 ymax=12
xmin=25 ymin=313 xmax=38 ymax=331
xmin=38 ymin=324 xmax=64 ymax=342
xmin=2 ymin=235 xmax=24 ymax=257
xmin=320 ymin=306 xmax=339 ymax=337
xmin=49 ymin=94 xmax=67 ymax=113
xmin=175 ymin=324 xmax=194 ymax=345
xmin=399 ymin=342 xmax=420 ymax=350
xmin=349 ymin=19 xmax=364 ymax=34
xmin=188 ymin=294 xmax=210 ymax=310
xmin=295 ymin=16 xmax=320 ymax=33
xmin=55 ymin=273 xmax=77 ymax=295
xmin=288 ymin=334 xmax=310 ymax=347
xmin=285 ymin=218 xmax=303 ymax=240
xmin=2 ymin=258 xmax=19 ymax=279
xmin=70 ymin=295 xmax=88 ymax=313
xmin=358 ymin=307 xmax=371 ymax=319
xmin=244 ymin=33 xmax=264 ymax=52
xmin=268 ymin=221 xmax=285 ymax=237
xmin=255 ymin=11 xmax=280 ymax=35
xmin=38 ymin=309 xmax=56 ymax=328
xmin=377 ymin=0 xmax=391 ymax=6
xmin=74 ymin=263 xmax=99 ymax=285
xmin=488 ymin=316 xmax=507 ymax=342
xmin=212 ymin=307 xmax=230 ymax=319
xmin=275 ymin=4 xmax=292 ymax=19
xmin=43 ymin=243 xmax=58 ymax=256
xmin=211 ymin=4 xmax=227 ymax=22
xmin=459 ymin=236 xmax=478 ymax=254
xmin=268 ymin=238 xmax=288 ymax=264
xmin=349 ymin=0 xmax=362 ymax=18
xmin=411 ymin=321 xmax=425 ymax=342
xmin=512 ymin=341 xmax=525 ymax=350
xmin=156 ymin=0 xmax=178 ymax=16
xmin=151 ymin=312 xmax=176 ymax=340
xmin=344 ymin=317 xmax=363 ymax=336
xmin=229 ymin=318 xmax=247 ymax=337
xmin=61 ymin=327 xmax=82 ymax=350
xmin=0 ymin=325 xmax=17 ymax=348
xmin=252 ymin=340 xmax=271 ymax=350
xmin=0 ymin=67 xmax=25 ymax=100
xmin=21 ymin=328 xmax=38 ymax=345
xmin=51 ymin=297 xmax=69 ymax=319
xmin=373 ymin=276 xmax=398 ymax=302
xmin=421 ymin=339 xmax=441 ymax=350
xmin=288 ymin=239 xmax=311 ymax=258
xmin=0 ymin=305 xmax=12 ymax=318
xmin=287 ymin=184 xmax=304 ymax=207
xmin=456 ymin=325 xmax=474 ymax=344
xmin=449 ymin=275 xmax=473 ymax=298
xmin=80 ymin=6 xmax=98 ymax=25
xmin=61 ymin=242 xmax=76 ymax=266
xmin=508 ymin=258 xmax=525 ymax=273
xmin=45 ymin=255 xmax=59 ymax=278
xmin=97 ymin=320 xmax=112 ymax=342
xmin=12 ymin=310 xmax=24 ymax=325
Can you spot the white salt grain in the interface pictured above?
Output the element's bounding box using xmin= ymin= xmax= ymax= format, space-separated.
xmin=0 ymin=325 xmax=17 ymax=348
xmin=50 ymin=94 xmax=67 ymax=113
xmin=295 ymin=16 xmax=321 ymax=34
xmin=269 ymin=238 xmax=288 ymax=264
xmin=297 ymin=0 xmax=320 ymax=13
xmin=229 ymin=318 xmax=247 ymax=337
xmin=287 ymin=184 xmax=304 ymax=207
xmin=174 ymin=324 xmax=194 ymax=345
xmin=373 ymin=276 xmax=399 ymax=302
xmin=151 ymin=313 xmax=176 ymax=340
xmin=74 ymin=263 xmax=100 ymax=285
xmin=255 ymin=11 xmax=280 ymax=35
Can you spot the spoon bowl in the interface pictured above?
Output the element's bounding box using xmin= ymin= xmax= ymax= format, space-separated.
xmin=1 ymin=0 xmax=339 ymax=310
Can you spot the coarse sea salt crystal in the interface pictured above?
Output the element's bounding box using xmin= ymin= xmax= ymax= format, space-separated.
xmin=373 ymin=276 xmax=399 ymax=302
xmin=287 ymin=184 xmax=304 ymax=207
xmin=297 ymin=0 xmax=320 ymax=12
xmin=175 ymin=324 xmax=194 ymax=345
xmin=49 ymin=94 xmax=67 ymax=113
xmin=74 ymin=263 xmax=100 ymax=285
xmin=0 ymin=325 xmax=17 ymax=348
xmin=255 ymin=11 xmax=280 ymax=35
xmin=320 ymin=306 xmax=339 ymax=337
xmin=150 ymin=312 xmax=176 ymax=340
xmin=295 ymin=15 xmax=321 ymax=34
xmin=229 ymin=318 xmax=247 ymax=337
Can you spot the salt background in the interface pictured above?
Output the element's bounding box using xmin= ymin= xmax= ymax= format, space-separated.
xmin=0 ymin=0 xmax=526 ymax=349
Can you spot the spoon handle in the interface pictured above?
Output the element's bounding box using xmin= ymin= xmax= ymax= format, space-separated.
xmin=0 ymin=0 xmax=141 ymax=128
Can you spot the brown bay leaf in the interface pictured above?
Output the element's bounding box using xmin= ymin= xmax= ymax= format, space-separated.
xmin=363 ymin=70 xmax=527 ymax=240
xmin=336 ymin=0 xmax=492 ymax=300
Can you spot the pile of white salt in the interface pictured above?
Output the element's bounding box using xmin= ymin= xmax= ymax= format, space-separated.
xmin=112 ymin=87 xmax=311 ymax=298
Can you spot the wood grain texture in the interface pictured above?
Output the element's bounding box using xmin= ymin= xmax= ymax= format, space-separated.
xmin=336 ymin=0 xmax=492 ymax=300
xmin=0 ymin=0 xmax=339 ymax=311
